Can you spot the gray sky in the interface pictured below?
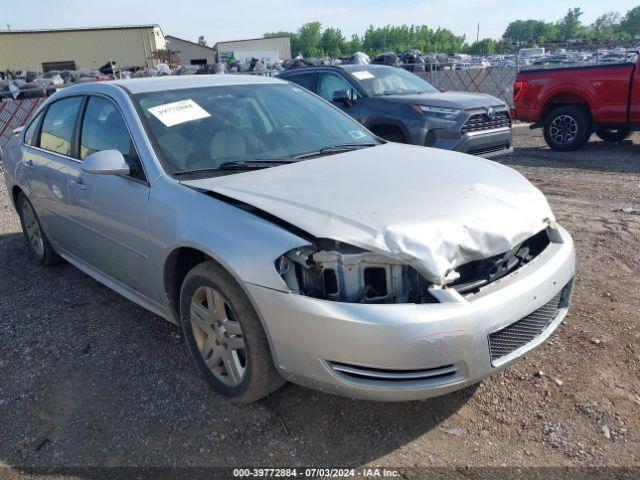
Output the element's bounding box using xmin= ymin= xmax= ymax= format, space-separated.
xmin=4 ymin=0 xmax=639 ymax=44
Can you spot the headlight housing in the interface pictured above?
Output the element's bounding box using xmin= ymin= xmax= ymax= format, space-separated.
xmin=413 ymin=105 xmax=461 ymax=120
xmin=275 ymin=242 xmax=437 ymax=304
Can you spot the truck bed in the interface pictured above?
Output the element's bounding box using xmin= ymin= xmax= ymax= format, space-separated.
xmin=518 ymin=62 xmax=635 ymax=76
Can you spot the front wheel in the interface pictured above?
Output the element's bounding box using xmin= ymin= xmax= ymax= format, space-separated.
xmin=595 ymin=127 xmax=632 ymax=143
xmin=180 ymin=261 xmax=285 ymax=403
xmin=543 ymin=106 xmax=591 ymax=151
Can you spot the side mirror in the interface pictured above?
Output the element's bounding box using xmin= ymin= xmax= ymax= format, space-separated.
xmin=332 ymin=89 xmax=353 ymax=108
xmin=82 ymin=150 xmax=130 ymax=176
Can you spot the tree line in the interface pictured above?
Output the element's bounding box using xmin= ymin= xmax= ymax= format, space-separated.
xmin=261 ymin=6 xmax=640 ymax=57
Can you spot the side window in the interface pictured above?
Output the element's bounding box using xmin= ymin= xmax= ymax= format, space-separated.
xmin=23 ymin=111 xmax=43 ymax=146
xmin=40 ymin=97 xmax=83 ymax=156
xmin=80 ymin=96 xmax=144 ymax=180
xmin=285 ymin=73 xmax=315 ymax=91
xmin=317 ymin=73 xmax=359 ymax=103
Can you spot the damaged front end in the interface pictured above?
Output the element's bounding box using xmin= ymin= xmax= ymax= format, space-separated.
xmin=276 ymin=240 xmax=437 ymax=304
xmin=276 ymin=227 xmax=553 ymax=304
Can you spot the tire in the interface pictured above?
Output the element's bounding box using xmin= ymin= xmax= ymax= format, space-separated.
xmin=17 ymin=192 xmax=61 ymax=266
xmin=595 ymin=127 xmax=632 ymax=143
xmin=180 ymin=260 xmax=285 ymax=403
xmin=543 ymin=105 xmax=591 ymax=151
xmin=379 ymin=132 xmax=406 ymax=143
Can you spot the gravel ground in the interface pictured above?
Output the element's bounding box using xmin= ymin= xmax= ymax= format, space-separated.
xmin=0 ymin=126 xmax=639 ymax=475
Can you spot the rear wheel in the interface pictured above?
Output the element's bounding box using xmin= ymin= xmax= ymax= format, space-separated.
xmin=595 ymin=127 xmax=632 ymax=143
xmin=543 ymin=105 xmax=591 ymax=151
xmin=17 ymin=192 xmax=60 ymax=265
xmin=180 ymin=261 xmax=285 ymax=402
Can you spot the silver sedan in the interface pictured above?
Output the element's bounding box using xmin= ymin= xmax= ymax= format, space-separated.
xmin=2 ymin=75 xmax=575 ymax=402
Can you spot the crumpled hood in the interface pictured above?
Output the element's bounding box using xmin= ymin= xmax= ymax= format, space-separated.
xmin=182 ymin=143 xmax=554 ymax=284
xmin=379 ymin=91 xmax=506 ymax=110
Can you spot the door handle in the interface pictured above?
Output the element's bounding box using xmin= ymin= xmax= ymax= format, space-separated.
xmin=25 ymin=159 xmax=36 ymax=170
xmin=69 ymin=178 xmax=87 ymax=191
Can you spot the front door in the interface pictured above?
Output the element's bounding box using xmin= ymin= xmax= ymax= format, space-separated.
xmin=316 ymin=72 xmax=364 ymax=123
xmin=65 ymin=95 xmax=152 ymax=297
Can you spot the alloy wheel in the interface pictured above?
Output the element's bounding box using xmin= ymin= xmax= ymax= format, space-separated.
xmin=549 ymin=114 xmax=578 ymax=145
xmin=190 ymin=286 xmax=247 ymax=386
xmin=22 ymin=199 xmax=44 ymax=257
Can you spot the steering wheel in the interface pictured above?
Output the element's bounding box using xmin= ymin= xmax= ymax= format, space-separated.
xmin=273 ymin=124 xmax=301 ymax=136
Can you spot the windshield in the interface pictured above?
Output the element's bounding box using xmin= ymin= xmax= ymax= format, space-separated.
xmin=133 ymin=83 xmax=377 ymax=175
xmin=348 ymin=66 xmax=439 ymax=96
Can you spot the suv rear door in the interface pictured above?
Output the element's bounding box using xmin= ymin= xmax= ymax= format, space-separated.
xmin=281 ymin=71 xmax=317 ymax=92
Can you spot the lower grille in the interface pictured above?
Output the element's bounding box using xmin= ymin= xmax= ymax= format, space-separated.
xmin=489 ymin=288 xmax=565 ymax=362
xmin=329 ymin=361 xmax=458 ymax=384
xmin=467 ymin=143 xmax=511 ymax=156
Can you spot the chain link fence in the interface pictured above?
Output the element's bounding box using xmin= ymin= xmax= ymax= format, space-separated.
xmin=0 ymin=98 xmax=44 ymax=147
xmin=417 ymin=64 xmax=516 ymax=106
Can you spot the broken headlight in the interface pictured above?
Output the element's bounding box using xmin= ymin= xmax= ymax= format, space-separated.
xmin=275 ymin=241 xmax=436 ymax=304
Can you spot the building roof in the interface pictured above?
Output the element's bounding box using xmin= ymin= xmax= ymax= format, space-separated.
xmin=214 ymin=35 xmax=291 ymax=48
xmin=0 ymin=24 xmax=161 ymax=34
xmin=165 ymin=35 xmax=216 ymax=51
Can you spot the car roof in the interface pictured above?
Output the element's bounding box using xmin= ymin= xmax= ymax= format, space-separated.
xmin=281 ymin=64 xmax=396 ymax=74
xmin=112 ymin=74 xmax=284 ymax=93
xmin=57 ymin=74 xmax=284 ymax=96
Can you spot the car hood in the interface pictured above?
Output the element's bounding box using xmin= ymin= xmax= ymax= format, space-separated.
xmin=379 ymin=91 xmax=505 ymax=110
xmin=182 ymin=143 xmax=554 ymax=285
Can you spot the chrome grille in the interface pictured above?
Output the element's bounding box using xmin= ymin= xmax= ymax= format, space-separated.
xmin=462 ymin=111 xmax=511 ymax=133
xmin=489 ymin=289 xmax=564 ymax=362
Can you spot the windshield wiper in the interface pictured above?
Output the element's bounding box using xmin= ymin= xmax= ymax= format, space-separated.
xmin=294 ymin=142 xmax=379 ymax=159
xmin=173 ymin=159 xmax=295 ymax=176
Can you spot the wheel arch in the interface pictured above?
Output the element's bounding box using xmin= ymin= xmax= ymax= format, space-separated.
xmin=162 ymin=245 xmax=284 ymax=368
xmin=541 ymin=89 xmax=594 ymax=121
xmin=11 ymin=185 xmax=24 ymax=210
xmin=365 ymin=119 xmax=411 ymax=142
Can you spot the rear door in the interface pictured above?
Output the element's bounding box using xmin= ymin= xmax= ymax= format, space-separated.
xmin=629 ymin=57 xmax=640 ymax=123
xmin=281 ymin=72 xmax=316 ymax=92
xmin=26 ymin=96 xmax=84 ymax=253
xmin=66 ymin=95 xmax=152 ymax=296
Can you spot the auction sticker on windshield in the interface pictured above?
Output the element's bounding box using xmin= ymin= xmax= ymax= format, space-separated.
xmin=148 ymin=99 xmax=211 ymax=127
xmin=349 ymin=130 xmax=368 ymax=139
xmin=352 ymin=70 xmax=375 ymax=80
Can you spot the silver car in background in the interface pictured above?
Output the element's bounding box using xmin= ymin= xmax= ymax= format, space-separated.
xmin=2 ymin=75 xmax=574 ymax=402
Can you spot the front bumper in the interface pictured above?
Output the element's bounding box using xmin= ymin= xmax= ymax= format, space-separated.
xmin=430 ymin=126 xmax=513 ymax=158
xmin=247 ymin=226 xmax=575 ymax=401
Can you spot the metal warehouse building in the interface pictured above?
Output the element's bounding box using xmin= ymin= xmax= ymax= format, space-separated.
xmin=0 ymin=25 xmax=167 ymax=72
xmin=165 ymin=35 xmax=217 ymax=66
xmin=214 ymin=36 xmax=291 ymax=64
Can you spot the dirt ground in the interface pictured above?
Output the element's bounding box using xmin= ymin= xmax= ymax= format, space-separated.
xmin=0 ymin=126 xmax=639 ymax=476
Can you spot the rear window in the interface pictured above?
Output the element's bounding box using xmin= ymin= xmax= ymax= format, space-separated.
xmin=23 ymin=111 xmax=43 ymax=146
xmin=283 ymin=73 xmax=315 ymax=91
xmin=40 ymin=97 xmax=83 ymax=156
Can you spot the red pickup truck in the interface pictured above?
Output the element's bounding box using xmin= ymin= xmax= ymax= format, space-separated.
xmin=511 ymin=56 xmax=640 ymax=150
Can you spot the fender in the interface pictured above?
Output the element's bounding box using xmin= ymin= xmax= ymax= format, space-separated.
xmin=540 ymin=85 xmax=596 ymax=119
